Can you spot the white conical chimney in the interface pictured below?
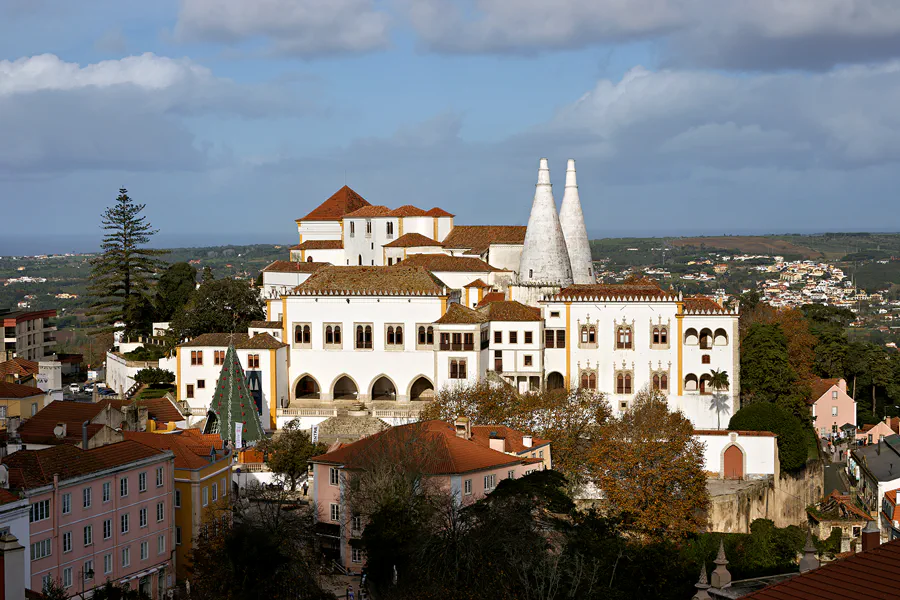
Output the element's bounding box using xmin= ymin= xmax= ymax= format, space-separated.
xmin=518 ymin=159 xmax=573 ymax=286
xmin=559 ymin=159 xmax=595 ymax=284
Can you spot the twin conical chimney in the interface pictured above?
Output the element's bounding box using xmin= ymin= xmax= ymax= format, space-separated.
xmin=559 ymin=159 xmax=595 ymax=284
xmin=517 ymin=158 xmax=573 ymax=286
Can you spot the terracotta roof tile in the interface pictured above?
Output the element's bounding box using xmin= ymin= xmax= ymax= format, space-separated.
xmin=811 ymin=378 xmax=841 ymax=401
xmin=464 ymin=278 xmax=492 ymax=288
xmin=395 ymin=254 xmax=501 ymax=273
xmin=179 ymin=333 xmax=287 ymax=349
xmin=434 ymin=303 xmax=488 ymax=325
xmin=425 ymin=207 xmax=454 ymax=217
xmin=292 ymin=240 xmax=343 ymax=250
xmin=683 ymin=296 xmax=728 ymax=313
xmin=693 ymin=429 xmax=777 ymax=437
xmin=478 ymin=301 xmax=541 ymax=322
xmin=299 ymin=186 xmax=370 ymax=221
xmin=470 ymin=425 xmax=549 ymax=453
xmin=476 ymin=292 xmax=506 ymax=308
xmin=383 ymin=233 xmax=443 ymax=248
xmin=17 ymin=401 xmax=117 ymax=445
xmin=310 ymin=420 xmax=536 ymax=475
xmin=0 ymin=357 xmax=39 ymax=379
xmin=744 ymin=538 xmax=900 ymax=599
xmin=262 ymin=260 xmax=330 ymax=273
xmin=140 ymin=396 xmax=185 ymax=424
xmin=344 ymin=205 xmax=393 ymax=218
xmin=0 ymin=488 xmax=21 ymax=505
xmin=0 ymin=381 xmax=45 ymax=399
xmin=441 ymin=226 xmax=526 ymax=255
xmin=249 ymin=321 xmax=283 ymax=329
xmin=122 ymin=431 xmax=226 ymax=470
xmin=294 ymin=266 xmax=448 ymax=296
xmin=552 ymin=279 xmax=675 ymax=301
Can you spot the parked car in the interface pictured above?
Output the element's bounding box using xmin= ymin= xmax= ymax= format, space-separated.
xmin=68 ymin=383 xmax=81 ymax=393
xmin=83 ymin=384 xmax=94 ymax=393
xmin=99 ymin=388 xmax=117 ymax=397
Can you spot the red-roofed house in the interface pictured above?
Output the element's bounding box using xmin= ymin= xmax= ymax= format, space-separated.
xmin=309 ymin=419 xmax=548 ymax=572
xmin=1 ymin=440 xmax=175 ymax=596
xmin=810 ymin=378 xmax=856 ymax=439
xmin=0 ymin=381 xmax=51 ymax=428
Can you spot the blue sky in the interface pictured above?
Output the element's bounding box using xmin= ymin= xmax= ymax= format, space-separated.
xmin=3 ymin=0 xmax=900 ymax=253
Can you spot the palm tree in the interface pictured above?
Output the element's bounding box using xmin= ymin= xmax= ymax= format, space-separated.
xmin=709 ymin=369 xmax=731 ymax=429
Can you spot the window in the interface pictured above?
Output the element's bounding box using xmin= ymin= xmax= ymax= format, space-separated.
xmin=702 ymin=354 xmax=711 ymax=364
xmin=62 ymin=493 xmax=71 ymax=514
xmin=484 ymin=474 xmax=496 ymax=491
xmin=247 ymin=354 xmax=260 ymax=369
xmin=84 ymin=525 xmax=93 ymax=546
xmin=140 ymin=508 xmax=147 ymax=528
xmin=386 ymin=324 xmax=404 ymax=348
xmin=63 ymin=567 xmax=72 ymax=588
xmin=386 ymin=222 xmax=394 ymax=237
xmin=580 ymin=324 xmax=597 ymax=346
xmin=202 ymin=487 xmax=209 ymax=507
xmin=355 ymin=324 xmax=373 ymax=349
xmin=174 ymin=490 xmax=181 ymax=508
xmin=42 ymin=575 xmax=52 ymax=591
xmin=449 ymin=358 xmax=467 ymax=379
xmin=84 ymin=560 xmax=94 ymax=580
xmin=31 ymin=402 xmax=38 ymax=416
xmin=63 ymin=531 xmax=72 ymax=553
xmin=104 ymin=553 xmax=113 ymax=574
xmin=121 ymin=513 xmax=130 ymax=534
xmin=176 ymin=527 xmax=182 ymax=546
xmin=508 ymin=470 xmax=515 ymax=479
xmin=524 ymin=331 xmax=533 ymax=344
xmin=330 ymin=503 xmax=340 ymax=522
xmin=294 ymin=323 xmax=311 ymax=346
xmin=156 ymin=466 xmax=164 ymax=487
xmin=141 ymin=541 xmax=149 ymax=560
xmin=158 ymin=534 xmax=166 ymax=555
xmin=324 ymin=324 xmax=343 ymax=347
xmin=352 ymin=548 xmax=364 ymax=563
xmin=504 ymin=331 xmax=516 ymax=344
xmin=494 ymin=331 xmax=502 ymax=344
xmin=329 ymin=467 xmax=339 ymax=486
xmin=832 ymin=406 xmax=839 ymax=416
xmin=83 ymin=487 xmax=92 ymax=508
xmin=616 ymin=372 xmax=633 ymax=394
xmin=214 ymin=350 xmax=225 ymax=365
xmin=494 ymin=350 xmax=503 ymax=372
xmin=464 ymin=332 xmax=474 ymax=349
xmin=186 ymin=384 xmax=195 ymax=398
xmin=190 ymin=350 xmax=203 ymax=366
xmin=222 ymin=478 xmax=227 ymax=497
xmin=365 ymin=220 xmax=372 ymax=236
xmin=103 ymin=519 xmax=112 ymax=540
xmin=652 ymin=326 xmax=669 ymax=346
xmin=352 ymin=515 xmax=362 ymax=531
xmin=416 ymin=325 xmax=434 ymax=347
xmin=30 ymin=499 xmax=50 ymax=523
xmin=579 ymin=369 xmax=597 ymax=390
xmin=139 ymin=472 xmax=147 ymax=492
xmin=157 ymin=502 xmax=165 ymax=522
xmin=103 ymin=482 xmax=110 ymax=503
xmin=30 ymin=538 xmax=51 ymax=560
xmin=120 ymin=477 xmax=129 ymax=497
xmin=524 ymin=355 xmax=533 ymax=367
xmin=615 ymin=325 xmax=633 ymax=349
xmin=652 ymin=373 xmax=669 ymax=392
xmin=556 ymin=330 xmax=566 ymax=348
xmin=464 ymin=479 xmax=472 ymax=495
xmin=349 ymin=221 xmax=355 ymax=237
xmin=212 ymin=483 xmax=218 ymax=502
xmin=197 ymin=379 xmax=205 ymax=389
xmin=122 ymin=547 xmax=131 ymax=568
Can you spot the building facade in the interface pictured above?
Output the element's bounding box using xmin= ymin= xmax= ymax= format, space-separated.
xmin=810 ymin=378 xmax=856 ymax=438
xmin=2 ymin=309 xmax=57 ymax=362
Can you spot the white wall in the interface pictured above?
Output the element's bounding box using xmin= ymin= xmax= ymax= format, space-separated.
xmin=261 ymin=271 xmax=316 ymax=301
xmin=487 ymin=244 xmax=524 ymax=273
xmin=106 ymin=352 xmax=157 ymax=396
xmin=698 ymin=432 xmax=777 ymax=479
xmin=343 ymin=217 xmax=398 ymax=266
xmin=0 ymin=499 xmax=30 ymax=586
xmin=302 ymin=248 xmax=343 ymax=265
xmin=297 ymin=220 xmax=342 ymax=242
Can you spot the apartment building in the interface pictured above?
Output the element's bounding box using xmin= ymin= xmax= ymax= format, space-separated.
xmin=1 ymin=309 xmax=57 ymax=362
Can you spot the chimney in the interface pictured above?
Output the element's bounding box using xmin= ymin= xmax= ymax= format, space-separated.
xmin=861 ymin=520 xmax=880 ymax=551
xmin=798 ymin=530 xmax=819 ymax=572
xmin=0 ymin=531 xmax=26 ymax=600
xmin=454 ymin=416 xmax=471 ymax=440
xmin=839 ymin=378 xmax=847 ymax=393
xmin=522 ymin=435 xmax=533 ymax=448
xmin=82 ymin=420 xmax=90 ymax=449
xmin=488 ymin=434 xmax=506 ymax=453
xmin=710 ymin=539 xmax=732 ymax=589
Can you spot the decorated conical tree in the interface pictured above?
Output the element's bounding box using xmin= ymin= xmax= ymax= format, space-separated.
xmin=204 ymin=344 xmax=265 ymax=446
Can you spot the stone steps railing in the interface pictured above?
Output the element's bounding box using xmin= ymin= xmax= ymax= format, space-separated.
xmin=276 ymin=408 xmax=339 ymax=417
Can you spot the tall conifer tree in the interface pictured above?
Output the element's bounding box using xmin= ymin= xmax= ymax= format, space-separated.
xmin=88 ymin=188 xmax=168 ymax=334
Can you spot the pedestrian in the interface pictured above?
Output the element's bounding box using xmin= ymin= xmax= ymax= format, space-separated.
xmin=302 ymin=481 xmax=308 ymax=496
xmin=346 ymin=585 xmax=352 ymax=599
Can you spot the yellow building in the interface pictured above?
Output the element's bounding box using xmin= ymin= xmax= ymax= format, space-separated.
xmin=0 ymin=380 xmax=51 ymax=426
xmin=124 ymin=429 xmax=232 ymax=581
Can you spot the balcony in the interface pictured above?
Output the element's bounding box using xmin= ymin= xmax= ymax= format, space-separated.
xmin=439 ymin=343 xmax=474 ymax=352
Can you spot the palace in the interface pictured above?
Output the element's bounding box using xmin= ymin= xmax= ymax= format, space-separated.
xmin=174 ymin=158 xmax=739 ymax=432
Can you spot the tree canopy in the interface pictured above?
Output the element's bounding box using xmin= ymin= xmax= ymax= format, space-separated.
xmin=259 ymin=419 xmax=326 ymax=491
xmin=168 ymin=277 xmax=264 ymax=340
xmin=728 ymin=402 xmax=810 ymax=471
xmin=154 ymin=261 xmax=197 ymax=321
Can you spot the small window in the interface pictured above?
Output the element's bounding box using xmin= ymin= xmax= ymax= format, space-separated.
xmin=83 ymin=560 xmax=94 ymax=580
xmin=449 ymin=358 xmax=468 ymax=379
xmin=103 ymin=482 xmax=110 ymax=503
xmin=464 ymin=479 xmax=472 ymax=495
xmin=84 ymin=525 xmax=93 ymax=547
xmin=141 ymin=541 xmax=149 ymax=560
xmin=63 ymin=531 xmax=72 ymax=553
xmin=247 ymin=354 xmax=260 ymax=369
xmin=349 ymin=222 xmax=355 ymax=237
xmin=63 ymin=567 xmax=72 ymax=588
xmin=158 ymin=534 xmax=166 ymax=555
xmin=352 ymin=548 xmax=364 ymax=563
xmin=832 ymin=406 xmax=839 ymax=416
xmin=139 ymin=472 xmax=147 ymax=492
xmin=120 ymin=477 xmax=129 ymax=497
xmin=122 ymin=547 xmax=130 ymax=568
xmin=550 ymin=311 xmax=560 ymax=318
xmin=524 ymin=331 xmax=533 ymax=344
xmin=121 ymin=513 xmax=130 ymax=534
xmin=324 ymin=324 xmax=343 ymax=347
xmin=202 ymin=487 xmax=208 ymax=507
xmin=190 ymin=350 xmax=203 ymax=366
xmin=197 ymin=379 xmax=205 ymax=389
xmin=104 ymin=553 xmax=113 ymax=574
xmin=156 ymin=466 xmax=164 ymax=487
xmin=494 ymin=331 xmax=502 ymax=344
xmin=174 ymin=489 xmax=181 ymax=508
xmin=103 ymin=519 xmax=112 ymax=540
xmin=556 ymin=330 xmax=566 ymax=348
xmin=508 ymin=470 xmax=515 ymax=479
xmin=355 ymin=324 xmax=373 ymax=350
xmin=330 ymin=503 xmax=340 ymax=522
xmin=212 ymin=483 xmax=218 ymax=502
xmin=484 ymin=474 xmax=496 ymax=491
xmin=62 ymin=493 xmax=71 ymax=515
xmin=214 ymin=350 xmax=225 ymax=365
xmin=176 ymin=527 xmax=182 ymax=546
xmin=616 ymin=372 xmax=633 ymax=394
xmin=139 ymin=508 xmax=147 ymax=528
xmin=416 ymin=325 xmax=434 ymax=347
xmin=832 ymin=390 xmax=839 ymax=399
xmin=616 ymin=325 xmax=633 ymax=350
xmin=386 ymin=324 xmax=404 ymax=348
xmin=294 ymin=323 xmax=312 ymax=346
xmin=702 ymin=355 xmax=711 ymax=364
xmin=186 ymin=384 xmax=194 ymax=399
xmin=509 ymin=331 xmax=518 ymax=344
xmin=330 ymin=467 xmax=339 ymax=486
xmin=524 ymin=355 xmax=533 ymax=367
xmin=83 ymin=487 xmax=92 ymax=508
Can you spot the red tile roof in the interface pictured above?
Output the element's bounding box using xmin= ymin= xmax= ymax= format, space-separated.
xmin=122 ymin=431 xmax=225 ymax=470
xmin=294 ymin=266 xmax=448 ymax=296
xmin=262 ymin=260 xmax=330 ymax=273
xmin=389 ymin=205 xmax=429 ymax=217
xmin=1 ymin=309 xmax=56 ymax=326
xmin=140 ymin=396 xmax=185 ymax=424
xmin=395 ymin=254 xmax=502 ymax=273
xmin=344 ymin=205 xmax=394 ymax=218
xmin=476 ymin=292 xmax=507 ymax=307
xmin=425 ymin=207 xmax=454 ymax=217
xmin=744 ymin=538 xmax=900 ymax=599
xmin=470 ymin=426 xmax=549 ymax=453
xmin=477 ymin=300 xmax=541 ymax=322
xmin=299 ymin=186 xmax=370 ymax=221
xmin=694 ymin=429 xmax=777 ymax=437
xmin=434 ymin=303 xmax=488 ymax=325
xmin=18 ymin=400 xmax=118 ymax=445
xmin=683 ymin=296 xmax=728 ymax=313
xmin=310 ymin=420 xmax=536 ymax=475
xmin=0 ymin=381 xmax=45 ymax=399
xmin=0 ymin=357 xmax=39 ymax=379
xmin=179 ymin=332 xmax=287 ymax=349
xmin=811 ymin=378 xmax=841 ymax=401
xmin=884 ymin=489 xmax=900 ymax=522
xmin=0 ymin=488 xmax=22 ymax=505
xmin=441 ymin=226 xmax=527 ymax=255
xmin=552 ymin=279 xmax=676 ymax=301
xmin=3 ymin=441 xmax=169 ymax=489
xmin=292 ymin=240 xmax=344 ymax=250
xmin=464 ymin=278 xmax=491 ymax=288
xmin=383 ymin=233 xmax=443 ymax=248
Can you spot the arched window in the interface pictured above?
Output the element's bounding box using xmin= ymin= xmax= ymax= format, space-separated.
xmin=356 ymin=325 xmax=365 ymax=348
xmin=334 ymin=326 xmax=342 ymax=344
xmin=395 ymin=326 xmax=403 ymax=345
xmin=660 ymin=327 xmax=668 ymax=344
xmin=387 ymin=326 xmax=395 ymax=345
xmin=358 ymin=255 xmax=363 ymax=266
xmin=418 ymin=326 xmax=426 ymax=344
xmin=616 ymin=371 xmax=633 ymax=394
xmin=616 ymin=373 xmax=625 ymax=394
xmin=295 ymin=324 xmax=311 ymax=345
xmin=580 ymin=325 xmax=597 ymax=345
xmin=616 ymin=326 xmax=632 ymax=349
xmin=588 ymin=372 xmax=596 ymax=389
xmin=660 ymin=374 xmax=668 ymax=391
xmin=684 ymin=328 xmax=699 ymax=345
xmin=684 ymin=374 xmax=698 ymax=391
xmin=325 ymin=326 xmax=334 ymax=344
xmin=579 ymin=369 xmax=597 ymax=390
xmin=581 ymin=372 xmax=589 ymax=389
xmin=426 ymin=326 xmax=433 ymax=344
xmin=652 ymin=327 xmax=660 ymax=344
xmin=624 ymin=374 xmax=632 ymax=394
xmin=306 ymin=256 xmax=313 ymax=262
xmin=714 ymin=328 xmax=729 ymax=346
xmin=699 ymin=328 xmax=713 ymax=350
xmin=652 ymin=374 xmax=661 ymax=390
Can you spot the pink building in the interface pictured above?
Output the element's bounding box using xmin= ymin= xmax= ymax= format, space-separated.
xmin=3 ymin=440 xmax=175 ymax=598
xmin=309 ymin=418 xmax=549 ymax=572
xmin=810 ymin=378 xmax=856 ymax=439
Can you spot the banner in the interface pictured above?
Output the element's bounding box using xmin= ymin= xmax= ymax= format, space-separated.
xmin=311 ymin=425 xmax=319 ymax=444
xmin=235 ymin=422 xmax=244 ymax=448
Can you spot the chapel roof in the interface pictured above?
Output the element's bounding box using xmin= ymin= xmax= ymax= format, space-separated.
xmin=298 ymin=186 xmax=371 ymax=221
xmin=434 ymin=303 xmax=488 ymax=325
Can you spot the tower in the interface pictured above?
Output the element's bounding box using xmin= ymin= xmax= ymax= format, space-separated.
xmin=559 ymin=158 xmax=595 ymax=284
xmin=517 ymin=158 xmax=573 ymax=286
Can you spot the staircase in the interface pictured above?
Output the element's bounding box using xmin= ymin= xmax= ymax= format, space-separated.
xmin=125 ymin=381 xmax=143 ymax=400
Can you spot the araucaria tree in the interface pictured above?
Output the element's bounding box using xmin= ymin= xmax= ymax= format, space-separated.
xmin=587 ymin=387 xmax=709 ymax=541
xmin=88 ymin=188 xmax=168 ymax=335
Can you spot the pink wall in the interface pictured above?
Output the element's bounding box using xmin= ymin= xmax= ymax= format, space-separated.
xmin=812 ymin=380 xmax=856 ymax=437
xmin=857 ymin=419 xmax=896 ymax=444
xmin=28 ymin=456 xmax=174 ymax=598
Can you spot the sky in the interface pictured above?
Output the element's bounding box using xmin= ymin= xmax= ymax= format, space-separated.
xmin=2 ymin=0 xmax=900 ymax=253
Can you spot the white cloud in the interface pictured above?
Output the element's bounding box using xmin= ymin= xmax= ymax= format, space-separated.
xmin=175 ymin=0 xmax=391 ymax=56
xmin=403 ymin=0 xmax=900 ymax=69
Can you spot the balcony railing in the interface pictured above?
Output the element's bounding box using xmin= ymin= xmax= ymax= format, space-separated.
xmin=277 ymin=407 xmax=339 ymax=417
xmin=439 ymin=343 xmax=474 ymax=352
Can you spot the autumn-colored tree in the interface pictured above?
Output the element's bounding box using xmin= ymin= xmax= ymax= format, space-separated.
xmin=587 ymin=387 xmax=709 ymax=541
xmin=422 ymin=382 xmax=611 ymax=487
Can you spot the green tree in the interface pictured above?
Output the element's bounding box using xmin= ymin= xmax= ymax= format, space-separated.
xmin=202 ymin=265 xmax=214 ymax=282
xmin=154 ymin=262 xmax=197 ymax=321
xmin=259 ymin=419 xmax=326 ymax=491
xmin=88 ymin=188 xmax=168 ymax=335
xmin=740 ymin=323 xmax=796 ymax=405
xmin=169 ymin=278 xmax=264 ymax=339
xmin=133 ymin=367 xmax=175 ymax=386
xmin=708 ymin=369 xmax=731 ymax=429
xmin=87 ymin=581 xmax=151 ymax=599
xmin=729 ymin=403 xmax=810 ymax=471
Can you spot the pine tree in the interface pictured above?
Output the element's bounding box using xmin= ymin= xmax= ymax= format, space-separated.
xmin=205 ymin=344 xmax=265 ymax=446
xmin=88 ymin=188 xmax=168 ymax=334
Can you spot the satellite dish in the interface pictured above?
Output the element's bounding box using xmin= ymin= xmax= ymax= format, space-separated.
xmin=53 ymin=425 xmax=65 ymax=439
xmin=0 ymin=465 xmax=8 ymax=487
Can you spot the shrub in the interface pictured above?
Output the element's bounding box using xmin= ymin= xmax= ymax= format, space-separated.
xmin=728 ymin=402 xmax=810 ymax=472
xmin=134 ymin=367 xmax=175 ymax=386
xmin=123 ymin=345 xmax=167 ymax=361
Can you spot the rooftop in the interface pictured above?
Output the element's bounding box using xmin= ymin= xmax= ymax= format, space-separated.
xmin=294 ymin=266 xmax=448 ymax=296
xmin=248 ymin=321 xmax=283 ymax=329
xmin=550 ymin=279 xmax=677 ymax=301
xmin=0 ymin=380 xmax=45 ymax=399
xmin=434 ymin=303 xmax=488 ymax=325
xmin=122 ymin=430 xmax=226 ymax=470
xmin=683 ymin=296 xmax=730 ymax=314
xmin=470 ymin=425 xmax=550 ymax=453
xmin=0 ymin=357 xmax=39 ymax=379
xmin=298 ymin=186 xmax=370 ymax=222
xmin=394 ymin=253 xmax=502 ymax=273
xmin=852 ymin=434 xmax=900 ymax=482
xmin=262 ymin=260 xmax=330 ymax=274
xmin=441 ymin=225 xmax=527 ymax=255
xmin=178 ymin=333 xmax=287 ymax=349
xmin=291 ymin=240 xmax=344 ymax=251
xmin=477 ymin=300 xmax=542 ymax=322
xmin=383 ymin=233 xmax=444 ymax=248
xmin=476 ymin=291 xmax=507 ymax=308
xmin=0 ymin=309 xmax=56 ymax=325
xmin=811 ymin=378 xmax=842 ymax=401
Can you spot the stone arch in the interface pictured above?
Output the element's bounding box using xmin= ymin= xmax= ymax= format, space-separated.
xmin=684 ymin=328 xmax=699 ymax=345
xmin=714 ymin=328 xmax=729 ymax=346
xmin=546 ymin=371 xmax=565 ymax=391
xmin=370 ymin=375 xmax=398 ymax=401
xmin=721 ymin=442 xmax=746 ymax=480
xmin=699 ymin=328 xmax=713 ymax=349
xmin=331 ymin=374 xmax=359 ymax=400
xmin=408 ymin=376 xmax=435 ymax=401
xmin=684 ymin=373 xmax=699 ymax=392
xmin=292 ymin=374 xmax=320 ymax=400
xmin=699 ymin=373 xmax=713 ymax=395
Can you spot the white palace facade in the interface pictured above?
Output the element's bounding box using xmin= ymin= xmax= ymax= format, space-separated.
xmin=175 ymin=159 xmax=740 ymax=432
